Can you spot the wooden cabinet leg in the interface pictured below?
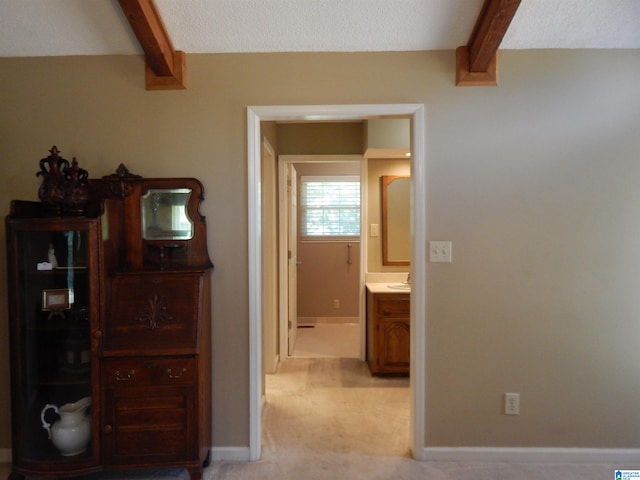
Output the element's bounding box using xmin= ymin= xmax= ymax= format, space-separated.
xmin=187 ymin=467 xmax=202 ymax=480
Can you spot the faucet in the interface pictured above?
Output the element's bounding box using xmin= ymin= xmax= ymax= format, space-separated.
xmin=406 ymin=273 xmax=411 ymax=285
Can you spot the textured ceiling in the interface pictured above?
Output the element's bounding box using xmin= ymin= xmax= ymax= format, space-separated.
xmin=1 ymin=0 xmax=639 ymax=57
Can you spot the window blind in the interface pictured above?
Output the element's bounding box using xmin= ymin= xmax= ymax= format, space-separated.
xmin=300 ymin=176 xmax=360 ymax=237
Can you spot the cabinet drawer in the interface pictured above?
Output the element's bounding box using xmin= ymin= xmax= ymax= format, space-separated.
xmin=104 ymin=273 xmax=203 ymax=354
xmin=376 ymin=295 xmax=410 ymax=316
xmin=102 ymin=357 xmax=197 ymax=387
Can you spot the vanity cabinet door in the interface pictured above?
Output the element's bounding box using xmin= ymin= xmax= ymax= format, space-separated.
xmin=367 ymin=292 xmax=410 ymax=375
xmin=377 ymin=318 xmax=410 ymax=371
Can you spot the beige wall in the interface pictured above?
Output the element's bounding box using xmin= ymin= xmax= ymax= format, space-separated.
xmin=277 ymin=122 xmax=363 ymax=155
xmin=297 ymin=241 xmax=360 ymax=318
xmin=1 ymin=50 xmax=640 ymax=451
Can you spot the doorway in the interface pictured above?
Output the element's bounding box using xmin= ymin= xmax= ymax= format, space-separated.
xmin=247 ymin=104 xmax=427 ymax=461
xmin=278 ymin=156 xmax=364 ymax=360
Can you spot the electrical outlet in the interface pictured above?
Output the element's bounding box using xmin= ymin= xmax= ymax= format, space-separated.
xmin=504 ymin=393 xmax=520 ymax=415
xmin=333 ymin=299 xmax=340 ymax=309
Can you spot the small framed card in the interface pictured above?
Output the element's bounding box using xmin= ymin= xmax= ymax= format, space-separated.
xmin=42 ymin=289 xmax=71 ymax=311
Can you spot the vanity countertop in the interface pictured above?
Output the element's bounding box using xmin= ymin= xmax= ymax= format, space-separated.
xmin=366 ymin=282 xmax=411 ymax=294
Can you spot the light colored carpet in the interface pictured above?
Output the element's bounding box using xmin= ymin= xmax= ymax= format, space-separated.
xmin=263 ymin=357 xmax=410 ymax=457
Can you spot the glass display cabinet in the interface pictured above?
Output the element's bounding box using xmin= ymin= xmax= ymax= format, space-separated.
xmin=6 ymin=201 xmax=101 ymax=478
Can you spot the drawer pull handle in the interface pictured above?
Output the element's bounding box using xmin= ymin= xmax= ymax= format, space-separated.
xmin=167 ymin=367 xmax=187 ymax=379
xmin=115 ymin=370 xmax=135 ymax=381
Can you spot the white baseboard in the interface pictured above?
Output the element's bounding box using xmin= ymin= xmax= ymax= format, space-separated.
xmin=8 ymin=445 xmax=637 ymax=466
xmin=210 ymin=445 xmax=640 ymax=464
xmin=298 ymin=316 xmax=359 ymax=325
xmin=422 ymin=447 xmax=640 ymax=463
xmin=0 ymin=448 xmax=11 ymax=463
xmin=210 ymin=447 xmax=251 ymax=462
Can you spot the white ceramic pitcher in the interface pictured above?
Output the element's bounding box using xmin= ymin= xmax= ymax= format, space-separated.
xmin=40 ymin=396 xmax=91 ymax=456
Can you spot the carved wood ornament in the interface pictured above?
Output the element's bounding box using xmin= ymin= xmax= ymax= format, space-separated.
xmin=137 ymin=294 xmax=173 ymax=330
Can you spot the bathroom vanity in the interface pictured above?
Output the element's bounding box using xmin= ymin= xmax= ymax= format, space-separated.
xmin=366 ymin=284 xmax=410 ymax=375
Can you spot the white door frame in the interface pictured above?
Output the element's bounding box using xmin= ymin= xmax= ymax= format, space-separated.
xmin=247 ymin=104 xmax=427 ymax=461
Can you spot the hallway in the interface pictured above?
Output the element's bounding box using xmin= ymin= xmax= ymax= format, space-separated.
xmin=264 ymin=357 xmax=411 ymax=457
xmin=271 ymin=321 xmax=410 ymax=455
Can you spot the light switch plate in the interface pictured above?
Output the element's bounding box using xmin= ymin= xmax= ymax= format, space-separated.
xmin=429 ymin=241 xmax=452 ymax=263
xmin=504 ymin=392 xmax=520 ymax=415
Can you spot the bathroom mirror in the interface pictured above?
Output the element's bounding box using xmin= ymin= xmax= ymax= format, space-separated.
xmin=141 ymin=188 xmax=194 ymax=240
xmin=381 ymin=176 xmax=410 ymax=265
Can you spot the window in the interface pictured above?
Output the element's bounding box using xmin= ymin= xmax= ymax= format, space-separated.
xmin=300 ymin=176 xmax=360 ymax=238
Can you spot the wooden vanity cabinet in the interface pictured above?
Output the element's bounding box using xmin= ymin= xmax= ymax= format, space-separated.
xmin=366 ymin=290 xmax=410 ymax=375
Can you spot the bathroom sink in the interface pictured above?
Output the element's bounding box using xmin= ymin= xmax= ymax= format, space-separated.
xmin=387 ymin=283 xmax=411 ymax=291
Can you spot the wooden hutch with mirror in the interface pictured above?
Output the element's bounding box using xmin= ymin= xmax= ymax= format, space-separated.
xmin=6 ymin=152 xmax=213 ymax=480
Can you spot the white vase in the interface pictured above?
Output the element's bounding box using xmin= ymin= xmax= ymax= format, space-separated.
xmin=40 ymin=396 xmax=91 ymax=456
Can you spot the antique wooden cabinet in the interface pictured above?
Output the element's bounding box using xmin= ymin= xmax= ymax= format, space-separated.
xmin=6 ymin=165 xmax=213 ymax=480
xmin=94 ymin=169 xmax=213 ymax=480
xmin=366 ymin=287 xmax=410 ymax=375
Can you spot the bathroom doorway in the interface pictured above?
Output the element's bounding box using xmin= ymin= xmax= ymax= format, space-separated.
xmin=278 ymin=156 xmax=363 ymax=360
xmin=248 ymin=104 xmax=427 ymax=461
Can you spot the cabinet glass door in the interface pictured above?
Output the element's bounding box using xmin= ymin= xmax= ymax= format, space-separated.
xmin=9 ymin=221 xmax=97 ymax=464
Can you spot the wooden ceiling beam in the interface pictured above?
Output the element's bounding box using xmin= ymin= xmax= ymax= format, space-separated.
xmin=456 ymin=0 xmax=521 ymax=86
xmin=118 ymin=0 xmax=186 ymax=90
